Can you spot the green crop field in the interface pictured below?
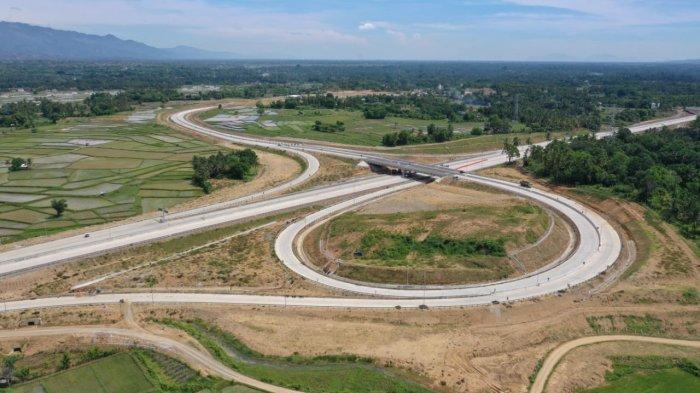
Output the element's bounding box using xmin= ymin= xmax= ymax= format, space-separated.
xmin=8 ymin=353 xmax=155 ymax=393
xmin=584 ymin=369 xmax=700 ymax=393
xmin=582 ymin=355 xmax=700 ymax=393
xmin=3 ymin=349 xmax=258 ymax=393
xmin=0 ymin=112 xmax=222 ymax=243
xmin=217 ymin=108 xmax=482 ymax=146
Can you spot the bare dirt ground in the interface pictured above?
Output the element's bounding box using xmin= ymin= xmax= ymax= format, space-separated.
xmin=544 ymin=339 xmax=700 ymax=393
xmin=357 ymin=181 xmax=516 ymax=215
xmin=97 ymin=216 xmax=336 ymax=297
xmin=130 ymin=301 xmax=698 ymax=393
xmin=290 ymin=153 xmax=370 ymax=191
xmin=0 ymin=206 xmax=343 ymax=301
xmin=2 ymin=176 xmax=699 ymax=393
xmin=0 ymin=305 xmax=121 ymax=329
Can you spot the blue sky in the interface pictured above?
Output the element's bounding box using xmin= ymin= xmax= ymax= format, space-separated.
xmin=2 ymin=0 xmax=699 ymax=61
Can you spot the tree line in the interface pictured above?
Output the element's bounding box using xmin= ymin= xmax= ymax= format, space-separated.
xmin=270 ymin=93 xmax=465 ymax=121
xmin=524 ymin=122 xmax=700 ymax=237
xmin=0 ymin=92 xmax=132 ymax=128
xmin=381 ymin=123 xmax=454 ymax=147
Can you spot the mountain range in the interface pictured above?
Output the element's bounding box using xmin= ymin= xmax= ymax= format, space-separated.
xmin=0 ymin=21 xmax=238 ymax=60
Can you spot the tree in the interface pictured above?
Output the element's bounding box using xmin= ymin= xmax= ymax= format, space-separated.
xmin=256 ymin=101 xmax=265 ymax=115
xmin=363 ymin=104 xmax=388 ymax=119
xmin=51 ymin=199 xmax=67 ymax=217
xmin=486 ymin=115 xmax=511 ymax=134
xmin=382 ymin=132 xmax=398 ymax=147
xmin=9 ymin=157 xmax=28 ymax=172
xmin=502 ymin=139 xmax=520 ymax=164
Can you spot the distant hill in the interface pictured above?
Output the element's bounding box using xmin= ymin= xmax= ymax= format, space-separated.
xmin=0 ymin=21 xmax=238 ymax=60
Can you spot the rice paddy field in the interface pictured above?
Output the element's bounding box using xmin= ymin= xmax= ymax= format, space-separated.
xmin=213 ymin=108 xmax=482 ymax=146
xmin=6 ymin=350 xmax=258 ymax=393
xmin=8 ymin=352 xmax=156 ymax=393
xmin=0 ymin=112 xmax=222 ymax=243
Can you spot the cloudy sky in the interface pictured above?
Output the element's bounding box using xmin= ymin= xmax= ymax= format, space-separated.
xmin=2 ymin=0 xmax=699 ymax=61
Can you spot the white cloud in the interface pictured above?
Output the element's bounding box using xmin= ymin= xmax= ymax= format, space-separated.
xmin=357 ymin=20 xmax=416 ymax=44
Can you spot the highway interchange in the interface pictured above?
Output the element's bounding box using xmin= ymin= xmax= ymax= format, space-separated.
xmin=1 ymin=105 xmax=695 ymax=310
xmin=0 ymin=104 xmax=695 ymax=392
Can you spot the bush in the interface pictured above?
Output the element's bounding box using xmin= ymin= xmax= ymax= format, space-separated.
xmin=363 ymin=104 xmax=388 ymax=119
xmin=312 ymin=120 xmax=345 ymax=133
xmin=470 ymin=126 xmax=483 ymax=136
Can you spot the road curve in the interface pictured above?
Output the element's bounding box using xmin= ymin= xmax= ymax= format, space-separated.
xmin=529 ymin=335 xmax=700 ymax=393
xmin=0 ymin=326 xmax=299 ymax=393
xmin=275 ymin=172 xmax=620 ymax=301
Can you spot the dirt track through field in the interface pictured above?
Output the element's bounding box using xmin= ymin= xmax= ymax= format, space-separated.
xmin=530 ymin=335 xmax=700 ymax=393
xmin=0 ymin=326 xmax=299 ymax=393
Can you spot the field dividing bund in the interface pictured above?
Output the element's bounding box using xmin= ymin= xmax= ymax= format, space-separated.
xmin=0 ymin=114 xmax=224 ymax=243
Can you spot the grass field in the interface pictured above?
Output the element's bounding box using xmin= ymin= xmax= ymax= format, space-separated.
xmin=388 ymin=129 xmax=574 ymax=155
xmin=207 ymin=107 xmax=577 ymax=154
xmin=585 ymin=369 xmax=700 ymax=393
xmin=583 ymin=355 xmax=700 ymax=393
xmin=315 ymin=195 xmax=549 ymax=284
xmin=0 ymin=112 xmax=223 ymax=243
xmin=7 ymin=353 xmax=155 ymax=393
xmin=214 ymin=108 xmax=482 ymax=146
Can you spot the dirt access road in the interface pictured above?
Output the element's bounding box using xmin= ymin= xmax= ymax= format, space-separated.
xmin=530 ymin=335 xmax=700 ymax=393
